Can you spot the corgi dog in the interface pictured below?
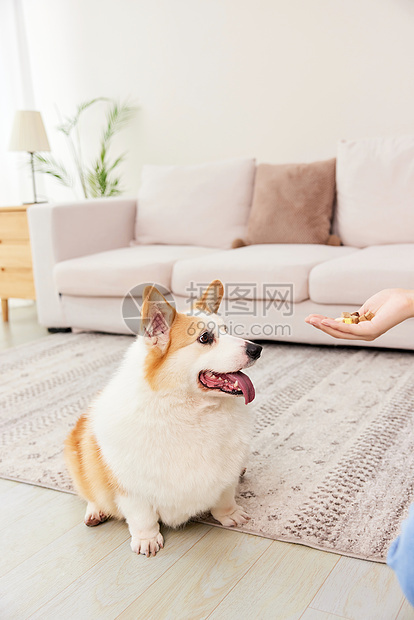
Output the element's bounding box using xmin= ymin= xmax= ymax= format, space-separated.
xmin=64 ymin=280 xmax=262 ymax=557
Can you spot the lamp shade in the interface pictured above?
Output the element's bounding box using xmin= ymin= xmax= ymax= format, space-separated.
xmin=9 ymin=110 xmax=50 ymax=152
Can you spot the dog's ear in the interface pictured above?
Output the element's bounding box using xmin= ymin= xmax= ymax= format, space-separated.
xmin=195 ymin=280 xmax=224 ymax=315
xmin=141 ymin=286 xmax=176 ymax=352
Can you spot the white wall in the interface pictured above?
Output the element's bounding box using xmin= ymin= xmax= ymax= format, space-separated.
xmin=0 ymin=0 xmax=38 ymax=205
xmin=4 ymin=0 xmax=414 ymax=202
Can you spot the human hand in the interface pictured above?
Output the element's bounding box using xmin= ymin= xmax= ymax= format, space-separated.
xmin=305 ymin=289 xmax=414 ymax=341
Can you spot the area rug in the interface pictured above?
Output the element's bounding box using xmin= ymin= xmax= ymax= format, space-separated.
xmin=1 ymin=332 xmax=414 ymax=562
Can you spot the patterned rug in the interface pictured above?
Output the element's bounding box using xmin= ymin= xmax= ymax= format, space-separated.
xmin=1 ymin=332 xmax=414 ymax=562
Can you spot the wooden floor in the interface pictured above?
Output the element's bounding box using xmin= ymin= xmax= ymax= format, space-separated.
xmin=1 ymin=303 xmax=413 ymax=620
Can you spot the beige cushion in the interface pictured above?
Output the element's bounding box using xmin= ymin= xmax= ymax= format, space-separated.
xmin=54 ymin=245 xmax=218 ymax=297
xmin=336 ymin=136 xmax=414 ymax=247
xmin=134 ymin=159 xmax=256 ymax=249
xmin=244 ymin=159 xmax=336 ymax=245
xmin=172 ymin=244 xmax=358 ymax=303
xmin=309 ymin=244 xmax=414 ymax=305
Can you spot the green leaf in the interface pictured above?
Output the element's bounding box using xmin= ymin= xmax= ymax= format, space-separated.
xmin=32 ymin=153 xmax=73 ymax=187
xmin=57 ymin=97 xmax=108 ymax=136
xmin=102 ymin=101 xmax=137 ymax=145
xmin=108 ymin=154 xmax=125 ymax=172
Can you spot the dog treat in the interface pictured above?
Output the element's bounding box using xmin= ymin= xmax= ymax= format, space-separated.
xmin=363 ymin=310 xmax=375 ymax=321
xmin=335 ymin=311 xmax=359 ymax=324
xmin=335 ymin=310 xmax=375 ymax=324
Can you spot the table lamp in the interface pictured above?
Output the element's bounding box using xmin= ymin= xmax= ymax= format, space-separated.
xmin=9 ymin=110 xmax=51 ymax=204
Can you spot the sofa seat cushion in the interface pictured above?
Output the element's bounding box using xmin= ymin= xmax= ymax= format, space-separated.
xmin=172 ymin=244 xmax=358 ymax=303
xmin=54 ymin=245 xmax=218 ymax=297
xmin=309 ymin=244 xmax=414 ymax=305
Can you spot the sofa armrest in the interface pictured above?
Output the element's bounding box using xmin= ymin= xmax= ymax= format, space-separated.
xmin=28 ymin=197 xmax=137 ymax=327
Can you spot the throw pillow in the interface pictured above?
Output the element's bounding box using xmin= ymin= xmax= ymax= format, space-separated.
xmin=242 ymin=159 xmax=336 ymax=245
xmin=336 ymin=135 xmax=414 ymax=247
xmin=134 ymin=158 xmax=255 ymax=249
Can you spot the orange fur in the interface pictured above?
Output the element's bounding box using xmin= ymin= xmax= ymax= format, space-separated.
xmin=144 ymin=312 xmax=203 ymax=390
xmin=195 ymin=279 xmax=224 ymax=314
xmin=143 ymin=281 xmax=223 ymax=391
xmin=64 ymin=412 xmax=122 ymax=518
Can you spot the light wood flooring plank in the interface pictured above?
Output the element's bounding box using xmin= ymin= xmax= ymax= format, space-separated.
xmin=310 ymin=555 xmax=404 ymax=620
xmin=30 ymin=522 xmax=212 ymax=620
xmin=0 ymin=479 xmax=18 ymax=494
xmin=208 ymin=541 xmax=339 ymax=620
xmin=0 ymin=488 xmax=85 ymax=577
xmin=397 ymin=599 xmax=414 ymax=619
xmin=0 ymin=483 xmax=60 ymax=530
xmin=117 ymin=527 xmax=272 ymax=620
xmin=0 ymin=517 xmax=129 ymax=618
xmin=301 ymin=609 xmax=350 ymax=620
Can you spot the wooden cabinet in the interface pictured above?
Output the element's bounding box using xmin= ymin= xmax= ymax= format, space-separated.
xmin=0 ymin=206 xmax=36 ymax=322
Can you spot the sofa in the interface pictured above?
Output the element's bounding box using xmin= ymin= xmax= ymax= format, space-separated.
xmin=28 ymin=136 xmax=414 ymax=350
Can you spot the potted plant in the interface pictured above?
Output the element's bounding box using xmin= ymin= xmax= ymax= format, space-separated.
xmin=34 ymin=98 xmax=137 ymax=198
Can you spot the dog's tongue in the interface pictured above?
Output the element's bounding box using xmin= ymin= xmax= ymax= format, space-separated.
xmin=226 ymin=371 xmax=255 ymax=405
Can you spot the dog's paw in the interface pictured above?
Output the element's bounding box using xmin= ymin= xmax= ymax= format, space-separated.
xmin=212 ymin=505 xmax=251 ymax=527
xmin=84 ymin=508 xmax=109 ymax=527
xmin=130 ymin=532 xmax=164 ymax=557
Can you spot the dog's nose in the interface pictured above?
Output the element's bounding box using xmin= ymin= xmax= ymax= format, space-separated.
xmin=246 ymin=342 xmax=262 ymax=360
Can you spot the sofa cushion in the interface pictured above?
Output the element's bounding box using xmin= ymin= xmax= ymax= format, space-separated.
xmin=134 ymin=159 xmax=256 ymax=249
xmin=309 ymin=244 xmax=414 ymax=305
xmin=54 ymin=245 xmax=218 ymax=297
xmin=336 ymin=135 xmax=414 ymax=247
xmin=172 ymin=244 xmax=358 ymax=303
xmin=244 ymin=159 xmax=336 ymax=246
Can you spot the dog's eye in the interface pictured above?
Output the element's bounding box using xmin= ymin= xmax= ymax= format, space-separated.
xmin=198 ymin=331 xmax=214 ymax=345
